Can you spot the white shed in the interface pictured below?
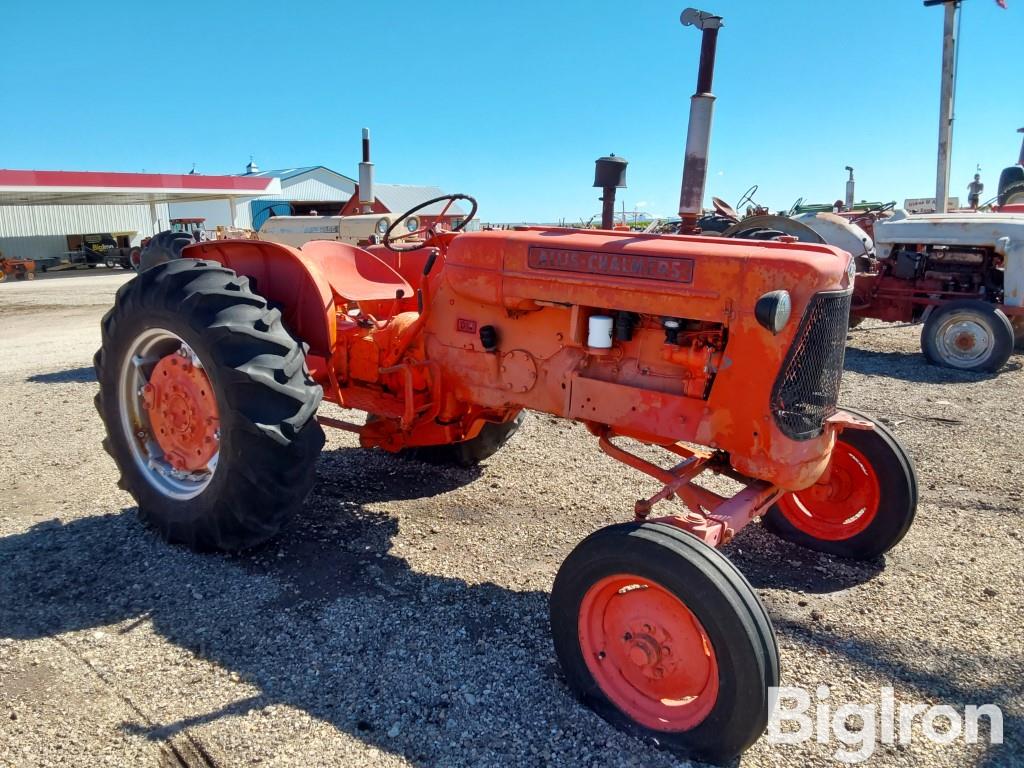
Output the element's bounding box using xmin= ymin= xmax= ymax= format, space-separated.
xmin=168 ymin=165 xmax=357 ymax=231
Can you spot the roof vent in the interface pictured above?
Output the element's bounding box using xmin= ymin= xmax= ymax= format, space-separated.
xmin=245 ymin=156 xmax=260 ymax=175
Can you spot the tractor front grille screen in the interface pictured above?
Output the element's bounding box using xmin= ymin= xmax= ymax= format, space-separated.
xmin=771 ymin=290 xmax=852 ymax=440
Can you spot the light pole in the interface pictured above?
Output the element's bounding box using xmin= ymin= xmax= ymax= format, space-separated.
xmin=924 ymin=0 xmax=961 ymax=214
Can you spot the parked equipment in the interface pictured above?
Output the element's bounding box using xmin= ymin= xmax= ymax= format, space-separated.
xmin=72 ymin=233 xmax=119 ymax=268
xmin=855 ymin=212 xmax=1024 ymax=370
xmin=257 ymin=211 xmax=423 ymax=249
xmin=93 ymin=8 xmax=917 ymax=764
xmin=0 ymin=253 xmax=36 ymax=282
xmin=998 ymin=128 xmax=1024 ymax=207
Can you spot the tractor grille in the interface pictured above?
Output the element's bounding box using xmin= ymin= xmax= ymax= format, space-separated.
xmin=771 ymin=289 xmax=852 ymax=440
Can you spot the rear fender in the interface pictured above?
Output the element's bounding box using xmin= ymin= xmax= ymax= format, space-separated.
xmin=184 ymin=240 xmax=336 ymax=360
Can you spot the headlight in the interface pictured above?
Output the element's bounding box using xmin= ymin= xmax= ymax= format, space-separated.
xmin=846 ymin=256 xmax=857 ymax=285
xmin=375 ymin=217 xmax=389 ymax=236
xmin=755 ymin=290 xmax=792 ymax=335
xmin=405 ymin=216 xmax=419 ymax=232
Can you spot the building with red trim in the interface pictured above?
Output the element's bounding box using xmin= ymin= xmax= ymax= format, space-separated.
xmin=0 ymin=169 xmax=281 ymax=262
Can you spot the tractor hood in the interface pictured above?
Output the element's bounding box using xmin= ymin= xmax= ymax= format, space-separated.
xmin=874 ymin=211 xmax=1024 ymax=250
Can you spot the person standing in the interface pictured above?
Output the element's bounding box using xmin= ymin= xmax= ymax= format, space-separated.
xmin=967 ymin=174 xmax=984 ymax=210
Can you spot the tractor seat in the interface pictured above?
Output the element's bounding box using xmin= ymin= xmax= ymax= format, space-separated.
xmin=300 ymin=240 xmax=413 ymax=303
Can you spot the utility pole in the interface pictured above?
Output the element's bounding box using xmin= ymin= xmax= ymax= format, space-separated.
xmin=925 ymin=0 xmax=961 ymax=213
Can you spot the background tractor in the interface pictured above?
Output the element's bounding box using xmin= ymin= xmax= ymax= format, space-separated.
xmin=0 ymin=252 xmax=36 ymax=282
xmin=257 ymin=211 xmax=424 ymax=250
xmin=92 ymin=9 xmax=917 ymax=764
xmin=717 ymin=205 xmax=1024 ymax=373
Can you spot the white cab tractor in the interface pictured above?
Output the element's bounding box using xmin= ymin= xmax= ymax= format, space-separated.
xmin=257 ymin=212 xmax=422 ymax=249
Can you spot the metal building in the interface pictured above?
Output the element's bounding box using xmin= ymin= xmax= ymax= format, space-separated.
xmin=0 ymin=170 xmax=280 ymax=263
xmin=0 ymin=201 xmax=169 ymax=261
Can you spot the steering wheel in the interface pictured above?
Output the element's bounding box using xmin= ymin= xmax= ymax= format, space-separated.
xmin=384 ymin=193 xmax=479 ymax=252
xmin=736 ymin=185 xmax=759 ymax=211
xmin=865 ymin=200 xmax=897 ymax=214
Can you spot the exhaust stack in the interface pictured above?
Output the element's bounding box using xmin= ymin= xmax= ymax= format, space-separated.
xmin=594 ymin=154 xmax=628 ymax=230
xmin=845 ymin=166 xmax=855 ymax=210
xmin=358 ymin=128 xmax=376 ymax=214
xmin=678 ymin=8 xmax=723 ymax=233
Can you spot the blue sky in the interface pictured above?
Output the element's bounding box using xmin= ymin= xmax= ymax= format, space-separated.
xmin=1 ymin=0 xmax=1020 ymax=222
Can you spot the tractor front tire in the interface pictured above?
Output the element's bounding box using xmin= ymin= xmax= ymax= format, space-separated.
xmin=920 ymin=299 xmax=1014 ymax=373
xmin=391 ymin=412 xmax=526 ymax=467
xmin=551 ymin=522 xmax=779 ymax=765
xmin=762 ymin=408 xmax=916 ymax=559
xmin=94 ymin=259 xmax=324 ymax=551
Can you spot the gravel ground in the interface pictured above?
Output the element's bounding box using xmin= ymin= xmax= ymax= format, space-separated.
xmin=0 ymin=271 xmax=1021 ymax=767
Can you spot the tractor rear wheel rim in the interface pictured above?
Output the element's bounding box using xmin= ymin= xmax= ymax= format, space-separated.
xmin=936 ymin=313 xmax=992 ymax=367
xmin=119 ymin=328 xmax=219 ymax=500
xmin=578 ymin=574 xmax=719 ymax=732
xmin=777 ymin=441 xmax=880 ymax=541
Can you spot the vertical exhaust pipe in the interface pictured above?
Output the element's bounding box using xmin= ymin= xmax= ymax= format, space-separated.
xmin=678 ymin=8 xmax=723 ymax=233
xmin=358 ymin=128 xmax=375 ymax=215
xmin=845 ymin=166 xmax=856 ymax=210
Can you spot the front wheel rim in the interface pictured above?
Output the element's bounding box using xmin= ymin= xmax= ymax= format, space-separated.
xmin=118 ymin=328 xmax=220 ymax=500
xmin=776 ymin=441 xmax=880 ymax=541
xmin=934 ymin=313 xmax=993 ymax=367
xmin=578 ymin=574 xmax=719 ymax=732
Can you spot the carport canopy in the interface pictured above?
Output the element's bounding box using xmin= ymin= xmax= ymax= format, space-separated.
xmin=0 ymin=169 xmax=282 ymax=226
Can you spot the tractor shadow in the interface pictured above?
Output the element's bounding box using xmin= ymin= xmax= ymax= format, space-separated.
xmin=0 ymin=448 xmax=1014 ymax=766
xmin=843 ymin=345 xmax=1022 ymax=383
xmin=0 ymin=449 xmax=681 ymax=768
xmin=26 ymin=365 xmax=96 ymax=384
xmin=725 ymin=523 xmax=884 ymax=594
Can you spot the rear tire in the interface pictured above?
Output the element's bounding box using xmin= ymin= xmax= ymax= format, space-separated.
xmin=550 ymin=522 xmax=779 ymax=765
xmin=921 ymin=299 xmax=1013 ymax=373
xmin=391 ymin=412 xmax=525 ymax=467
xmin=762 ymin=408 xmax=916 ymax=559
xmin=94 ymin=259 xmax=324 ymax=551
xmin=139 ymin=230 xmax=196 ymax=272
xmin=1003 ymin=182 xmax=1024 ymax=207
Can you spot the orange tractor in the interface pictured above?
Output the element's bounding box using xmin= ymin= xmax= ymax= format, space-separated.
xmin=93 ymin=10 xmax=916 ymax=764
xmin=0 ymin=253 xmax=36 ymax=282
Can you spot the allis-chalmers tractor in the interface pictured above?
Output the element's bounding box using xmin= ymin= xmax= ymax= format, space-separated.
xmin=93 ymin=10 xmax=917 ymax=764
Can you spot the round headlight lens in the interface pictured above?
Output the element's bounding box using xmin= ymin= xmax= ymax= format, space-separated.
xmin=847 ymin=256 xmax=857 ymax=285
xmin=405 ymin=216 xmax=419 ymax=233
xmin=375 ymin=217 xmax=389 ymax=236
xmin=755 ymin=290 xmax=792 ymax=335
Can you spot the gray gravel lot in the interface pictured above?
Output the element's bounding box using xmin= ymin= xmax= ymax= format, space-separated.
xmin=0 ymin=271 xmax=1021 ymax=767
